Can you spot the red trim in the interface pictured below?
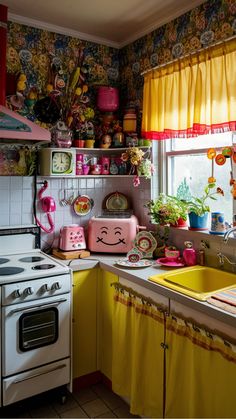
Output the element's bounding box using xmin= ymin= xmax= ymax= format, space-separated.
xmin=0 ymin=5 xmax=7 ymax=106
xmin=72 ymin=371 xmax=112 ymax=392
xmin=142 ymin=120 xmax=236 ymax=140
xmin=73 ymin=371 xmax=103 ymax=391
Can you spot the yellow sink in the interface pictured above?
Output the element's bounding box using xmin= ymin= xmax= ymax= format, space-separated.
xmin=149 ymin=265 xmax=236 ymax=301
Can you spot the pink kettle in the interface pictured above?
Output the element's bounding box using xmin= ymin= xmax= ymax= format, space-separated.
xmin=35 ymin=181 xmax=56 ymax=233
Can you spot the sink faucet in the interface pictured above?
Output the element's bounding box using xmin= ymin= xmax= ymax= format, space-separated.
xmin=217 ymin=252 xmax=236 ymax=269
xmin=223 ymin=226 xmax=236 ymax=244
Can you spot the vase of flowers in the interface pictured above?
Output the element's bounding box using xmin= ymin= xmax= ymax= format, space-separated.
xmin=121 ymin=146 xmax=154 ymax=187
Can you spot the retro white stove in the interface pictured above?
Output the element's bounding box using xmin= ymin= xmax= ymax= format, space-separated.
xmin=0 ymin=226 xmax=72 ymax=407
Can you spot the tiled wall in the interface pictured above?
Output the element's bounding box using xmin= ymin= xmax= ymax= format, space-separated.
xmin=0 ymin=176 xmax=34 ymax=227
xmin=168 ymin=228 xmax=236 ymax=274
xmin=0 ymin=176 xmax=151 ymax=250
xmin=1 ymin=175 xmax=235 ymax=270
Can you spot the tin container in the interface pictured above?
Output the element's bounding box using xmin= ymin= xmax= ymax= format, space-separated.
xmin=210 ymin=212 xmax=226 ymax=235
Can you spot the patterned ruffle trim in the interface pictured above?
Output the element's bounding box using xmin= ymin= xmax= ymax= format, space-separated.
xmin=142 ymin=120 xmax=236 ymax=140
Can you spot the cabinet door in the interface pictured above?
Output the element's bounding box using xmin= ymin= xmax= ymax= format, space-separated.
xmin=165 ymin=301 xmax=236 ymax=418
xmin=97 ymin=269 xmax=118 ymax=381
xmin=73 ymin=269 xmax=98 ymax=378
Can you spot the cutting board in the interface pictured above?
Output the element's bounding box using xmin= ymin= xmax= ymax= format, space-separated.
xmin=52 ymin=248 xmax=91 ymax=260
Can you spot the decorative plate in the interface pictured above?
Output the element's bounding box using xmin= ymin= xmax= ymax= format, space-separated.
xmin=115 ymin=259 xmax=153 ymax=268
xmin=156 ymin=257 xmax=185 ymax=267
xmin=73 ymin=195 xmax=94 ymax=216
xmin=133 ymin=231 xmax=157 ymax=258
xmin=105 ymin=192 xmax=129 ymax=211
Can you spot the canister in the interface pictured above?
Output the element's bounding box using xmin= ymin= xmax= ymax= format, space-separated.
xmin=123 ymin=108 xmax=137 ymax=132
xmin=101 ymin=157 xmax=110 ymax=175
xmin=210 ymin=212 xmax=226 ymax=235
xmin=97 ymin=87 xmax=119 ymax=112
xmin=76 ymin=153 xmax=83 ymax=175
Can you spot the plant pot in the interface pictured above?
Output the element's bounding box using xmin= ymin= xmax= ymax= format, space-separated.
xmin=73 ymin=139 xmax=85 ymax=148
xmin=170 ymin=217 xmax=188 ymax=228
xmin=188 ymin=212 xmax=209 ymax=230
xmin=85 ymin=139 xmax=95 ymax=148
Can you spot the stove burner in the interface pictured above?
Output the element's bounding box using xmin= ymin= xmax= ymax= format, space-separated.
xmin=0 ymin=267 xmax=24 ymax=275
xmin=0 ymin=258 xmax=10 ymax=264
xmin=19 ymin=256 xmax=45 ymax=263
xmin=32 ymin=264 xmax=55 ymax=270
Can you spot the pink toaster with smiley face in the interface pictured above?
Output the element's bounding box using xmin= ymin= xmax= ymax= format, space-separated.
xmin=88 ymin=215 xmax=139 ymax=253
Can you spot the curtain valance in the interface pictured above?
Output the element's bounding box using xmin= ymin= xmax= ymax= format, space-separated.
xmin=141 ymin=38 xmax=236 ymax=140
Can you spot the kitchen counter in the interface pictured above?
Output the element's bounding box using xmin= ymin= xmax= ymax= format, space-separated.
xmin=61 ymin=253 xmax=236 ymax=328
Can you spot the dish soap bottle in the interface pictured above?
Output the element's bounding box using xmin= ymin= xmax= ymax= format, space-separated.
xmin=183 ymin=241 xmax=197 ymax=266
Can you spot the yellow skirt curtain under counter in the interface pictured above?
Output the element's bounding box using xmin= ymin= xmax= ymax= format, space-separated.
xmin=165 ymin=315 xmax=236 ymax=418
xmin=142 ymin=38 xmax=236 ymax=139
xmin=112 ymin=286 xmax=165 ymax=418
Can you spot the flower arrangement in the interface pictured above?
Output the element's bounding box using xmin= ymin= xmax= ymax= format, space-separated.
xmin=121 ymin=146 xmax=154 ymax=187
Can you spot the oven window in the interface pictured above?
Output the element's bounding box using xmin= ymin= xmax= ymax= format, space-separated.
xmin=19 ymin=308 xmax=58 ymax=351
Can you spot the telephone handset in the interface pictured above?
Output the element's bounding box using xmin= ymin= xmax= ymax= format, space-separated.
xmin=35 ymin=181 xmax=56 ymax=233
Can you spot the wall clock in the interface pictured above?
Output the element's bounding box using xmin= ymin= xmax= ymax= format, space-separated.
xmin=39 ymin=148 xmax=76 ymax=176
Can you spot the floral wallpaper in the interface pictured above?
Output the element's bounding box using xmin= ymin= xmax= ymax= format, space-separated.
xmin=5 ymin=0 xmax=236 ymax=137
xmin=119 ymin=0 xmax=236 ymax=133
xmin=6 ymin=23 xmax=119 ymax=140
xmin=6 ymin=23 xmax=119 ymax=89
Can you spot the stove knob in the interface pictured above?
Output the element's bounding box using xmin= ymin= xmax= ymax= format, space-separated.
xmin=12 ymin=289 xmax=22 ymax=298
xmin=24 ymin=286 xmax=34 ymax=296
xmin=51 ymin=282 xmax=62 ymax=291
xmin=41 ymin=284 xmax=50 ymax=292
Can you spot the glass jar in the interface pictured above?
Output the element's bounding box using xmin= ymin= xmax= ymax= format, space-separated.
xmin=109 ymin=157 xmax=119 ymax=175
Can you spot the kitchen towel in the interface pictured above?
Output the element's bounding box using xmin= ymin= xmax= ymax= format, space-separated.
xmin=207 ymin=288 xmax=236 ymax=314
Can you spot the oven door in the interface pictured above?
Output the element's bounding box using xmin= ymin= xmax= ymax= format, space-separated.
xmin=2 ymin=293 xmax=71 ymax=376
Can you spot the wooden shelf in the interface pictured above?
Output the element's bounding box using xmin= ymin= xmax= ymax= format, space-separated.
xmin=72 ymin=146 xmax=151 ymax=152
xmin=37 ymin=174 xmax=151 ymax=179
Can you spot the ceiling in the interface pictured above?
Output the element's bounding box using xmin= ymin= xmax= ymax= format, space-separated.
xmin=2 ymin=0 xmax=206 ymax=48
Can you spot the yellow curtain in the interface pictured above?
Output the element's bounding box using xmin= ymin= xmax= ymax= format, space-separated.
xmin=142 ymin=38 xmax=236 ymax=140
xmin=112 ymin=285 xmax=165 ymax=418
xmin=165 ymin=315 xmax=236 ymax=418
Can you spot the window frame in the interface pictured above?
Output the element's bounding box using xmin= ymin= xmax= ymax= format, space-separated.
xmin=153 ymin=138 xmax=236 ymax=223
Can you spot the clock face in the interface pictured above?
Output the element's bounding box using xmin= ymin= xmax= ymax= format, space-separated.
xmin=52 ymin=152 xmax=72 ymax=174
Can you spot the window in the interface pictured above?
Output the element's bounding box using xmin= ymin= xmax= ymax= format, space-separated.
xmin=152 ymin=132 xmax=236 ymax=226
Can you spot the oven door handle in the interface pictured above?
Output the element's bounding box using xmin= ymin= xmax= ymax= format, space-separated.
xmin=13 ymin=363 xmax=67 ymax=384
xmin=8 ymin=298 xmax=67 ymax=315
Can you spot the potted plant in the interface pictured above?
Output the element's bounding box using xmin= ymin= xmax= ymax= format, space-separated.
xmin=186 ymin=184 xmax=224 ymax=230
xmin=145 ymin=193 xmax=188 ymax=227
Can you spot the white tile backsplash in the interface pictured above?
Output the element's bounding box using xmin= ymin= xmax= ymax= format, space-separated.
xmin=2 ymin=175 xmax=235 ymax=270
xmin=0 ymin=177 xmax=10 ymax=189
xmin=10 ymin=177 xmax=23 ymax=188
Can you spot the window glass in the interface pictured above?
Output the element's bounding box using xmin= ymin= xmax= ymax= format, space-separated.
xmin=170 ymin=132 xmax=234 ymax=151
xmin=153 ymin=132 xmax=235 ymax=226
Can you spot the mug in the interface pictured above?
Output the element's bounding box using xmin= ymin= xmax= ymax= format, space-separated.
xmin=210 ymin=212 xmax=226 ymax=235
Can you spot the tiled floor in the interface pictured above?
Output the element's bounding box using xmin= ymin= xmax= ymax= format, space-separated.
xmin=0 ymin=383 xmax=139 ymax=418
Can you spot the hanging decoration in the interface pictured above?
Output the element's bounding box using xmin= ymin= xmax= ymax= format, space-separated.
xmin=207 ymin=146 xmax=236 ymax=200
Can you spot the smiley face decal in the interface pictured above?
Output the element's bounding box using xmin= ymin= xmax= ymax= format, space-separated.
xmin=96 ymin=226 xmax=126 ymax=246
